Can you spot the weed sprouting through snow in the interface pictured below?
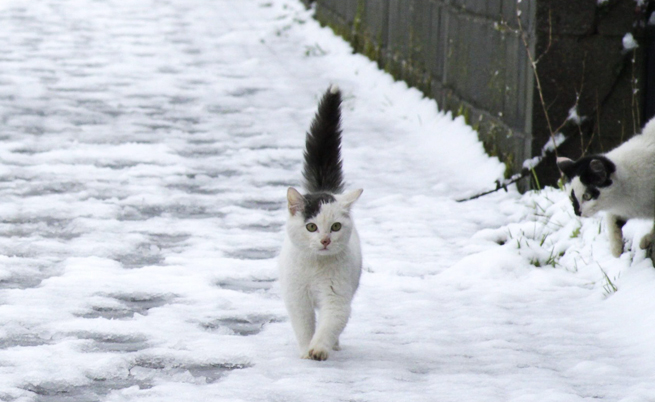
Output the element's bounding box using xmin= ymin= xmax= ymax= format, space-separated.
xmin=491 ymin=187 xmax=649 ymax=296
xmin=599 ymin=265 xmax=619 ymax=296
xmin=304 ymin=43 xmax=327 ymax=57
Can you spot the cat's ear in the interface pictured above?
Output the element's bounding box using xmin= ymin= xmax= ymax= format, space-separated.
xmin=287 ymin=187 xmax=305 ymax=216
xmin=588 ymin=158 xmax=608 ymax=184
xmin=338 ymin=189 xmax=363 ymax=209
xmin=556 ymin=157 xmax=576 ymax=178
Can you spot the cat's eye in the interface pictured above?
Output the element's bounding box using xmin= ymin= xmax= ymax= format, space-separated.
xmin=331 ymin=222 xmax=342 ymax=232
xmin=306 ymin=223 xmax=318 ymax=232
xmin=582 ymin=193 xmax=592 ymax=201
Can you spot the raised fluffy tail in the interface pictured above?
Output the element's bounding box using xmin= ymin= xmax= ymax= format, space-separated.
xmin=302 ymin=85 xmax=344 ymax=194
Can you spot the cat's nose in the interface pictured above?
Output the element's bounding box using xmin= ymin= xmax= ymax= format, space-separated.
xmin=321 ymin=237 xmax=331 ymax=247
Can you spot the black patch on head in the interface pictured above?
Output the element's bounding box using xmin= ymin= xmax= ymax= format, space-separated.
xmin=559 ymin=155 xmax=615 ymax=188
xmin=302 ymin=193 xmax=336 ymax=221
xmin=570 ymin=190 xmax=581 ymax=217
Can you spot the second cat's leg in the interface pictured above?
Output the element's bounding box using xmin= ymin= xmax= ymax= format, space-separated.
xmin=607 ymin=214 xmax=626 ymax=258
xmin=639 ymin=229 xmax=654 ymax=251
xmin=307 ymin=295 xmax=351 ymax=361
xmin=283 ymin=288 xmax=316 ymax=358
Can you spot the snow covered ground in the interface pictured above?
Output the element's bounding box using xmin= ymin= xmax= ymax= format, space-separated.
xmin=0 ymin=0 xmax=653 ymax=401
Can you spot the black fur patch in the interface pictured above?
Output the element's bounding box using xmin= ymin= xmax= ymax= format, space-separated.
xmin=560 ymin=155 xmax=615 ymax=188
xmin=561 ymin=155 xmax=614 ymax=216
xmin=302 ymin=87 xmax=345 ymax=194
xmin=302 ymin=193 xmax=336 ymax=221
xmin=570 ymin=190 xmax=581 ymax=217
xmin=588 ymin=187 xmax=600 ymax=200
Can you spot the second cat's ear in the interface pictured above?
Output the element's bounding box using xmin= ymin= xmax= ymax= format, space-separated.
xmin=339 ymin=189 xmax=363 ymax=209
xmin=556 ymin=157 xmax=576 ymax=178
xmin=287 ymin=187 xmax=305 ymax=216
xmin=589 ymin=159 xmax=608 ymax=184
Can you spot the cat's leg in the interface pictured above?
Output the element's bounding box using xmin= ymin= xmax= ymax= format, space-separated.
xmin=283 ymin=288 xmax=316 ymax=359
xmin=307 ymin=296 xmax=351 ymax=361
xmin=639 ymin=229 xmax=654 ymax=250
xmin=607 ymin=214 xmax=626 ymax=258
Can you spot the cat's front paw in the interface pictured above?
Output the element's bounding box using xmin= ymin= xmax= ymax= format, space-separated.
xmin=307 ymin=345 xmax=329 ymax=361
xmin=639 ymin=232 xmax=654 ymax=250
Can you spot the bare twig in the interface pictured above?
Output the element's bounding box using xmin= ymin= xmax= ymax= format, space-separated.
xmin=586 ymin=91 xmax=600 ymax=155
xmin=456 ymin=170 xmax=531 ymax=203
xmin=534 ymin=8 xmax=552 ymax=65
xmin=458 ymin=3 xmax=566 ymax=202
xmin=630 ymin=49 xmax=640 ymax=135
xmin=516 ymin=2 xmax=560 ymax=160
xmin=462 ymin=2 xmax=597 ymax=202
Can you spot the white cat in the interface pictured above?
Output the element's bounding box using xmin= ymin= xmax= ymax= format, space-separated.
xmin=278 ymin=85 xmax=363 ymax=361
xmin=557 ymin=117 xmax=655 ymax=257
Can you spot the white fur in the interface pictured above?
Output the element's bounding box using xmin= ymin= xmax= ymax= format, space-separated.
xmin=569 ymin=120 xmax=655 ymax=256
xmin=278 ymin=189 xmax=362 ymax=360
xmin=606 ymin=213 xmax=627 ymax=258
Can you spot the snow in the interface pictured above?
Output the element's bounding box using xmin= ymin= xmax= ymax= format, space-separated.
xmin=543 ymin=133 xmax=566 ymax=154
xmin=0 ymin=0 xmax=653 ymax=401
xmin=623 ymin=33 xmax=639 ymax=51
xmin=522 ymin=133 xmax=565 ymax=170
xmin=522 ymin=156 xmax=542 ymax=171
xmin=567 ymin=106 xmax=584 ymax=125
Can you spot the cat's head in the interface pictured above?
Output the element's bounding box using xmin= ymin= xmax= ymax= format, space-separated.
xmin=285 ymin=187 xmax=362 ymax=256
xmin=557 ymin=156 xmax=616 ymax=217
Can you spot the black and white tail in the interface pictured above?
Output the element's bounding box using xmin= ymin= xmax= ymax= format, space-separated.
xmin=302 ymin=85 xmax=345 ymax=194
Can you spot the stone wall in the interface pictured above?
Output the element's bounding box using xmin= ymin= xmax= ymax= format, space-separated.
xmin=304 ymin=0 xmax=650 ymax=188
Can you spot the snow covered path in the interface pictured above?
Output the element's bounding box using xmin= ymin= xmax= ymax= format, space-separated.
xmin=0 ymin=0 xmax=654 ymax=401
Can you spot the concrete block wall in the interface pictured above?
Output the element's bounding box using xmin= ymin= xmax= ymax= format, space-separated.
xmin=312 ymin=0 xmax=536 ymax=179
xmin=305 ymin=0 xmax=650 ymax=187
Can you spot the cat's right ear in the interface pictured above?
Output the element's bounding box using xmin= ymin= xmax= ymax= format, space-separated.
xmin=556 ymin=157 xmax=576 ymax=178
xmin=287 ymin=187 xmax=305 ymax=216
xmin=588 ymin=158 xmax=608 ymax=184
xmin=339 ymin=188 xmax=363 ymax=210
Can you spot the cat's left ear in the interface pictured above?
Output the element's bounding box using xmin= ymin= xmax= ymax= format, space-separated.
xmin=338 ymin=189 xmax=363 ymax=210
xmin=556 ymin=157 xmax=576 ymax=178
xmin=287 ymin=187 xmax=305 ymax=216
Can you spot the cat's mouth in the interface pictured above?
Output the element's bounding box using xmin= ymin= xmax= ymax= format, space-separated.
xmin=317 ymin=245 xmax=335 ymax=254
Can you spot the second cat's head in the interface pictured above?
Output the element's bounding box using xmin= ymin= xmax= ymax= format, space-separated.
xmin=557 ymin=156 xmax=616 ymax=217
xmin=286 ymin=187 xmax=362 ymax=255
